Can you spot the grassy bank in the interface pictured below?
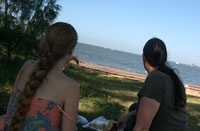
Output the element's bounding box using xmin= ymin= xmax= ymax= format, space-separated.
xmin=0 ymin=62 xmax=200 ymax=131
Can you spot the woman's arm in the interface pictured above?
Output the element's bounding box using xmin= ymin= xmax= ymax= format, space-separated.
xmin=133 ymin=96 xmax=160 ymax=131
xmin=62 ymin=83 xmax=80 ymax=130
xmin=117 ymin=110 xmax=136 ymax=129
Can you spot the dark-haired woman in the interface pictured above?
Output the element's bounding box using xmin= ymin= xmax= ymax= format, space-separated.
xmin=0 ymin=22 xmax=80 ymax=130
xmin=118 ymin=38 xmax=187 ymax=131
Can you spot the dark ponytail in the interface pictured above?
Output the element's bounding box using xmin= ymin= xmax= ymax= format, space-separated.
xmin=143 ymin=38 xmax=186 ymax=107
xmin=158 ymin=63 xmax=186 ymax=107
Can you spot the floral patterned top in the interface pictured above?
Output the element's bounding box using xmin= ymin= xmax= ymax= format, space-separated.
xmin=0 ymin=64 xmax=75 ymax=131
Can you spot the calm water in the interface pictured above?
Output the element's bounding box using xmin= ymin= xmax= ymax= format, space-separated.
xmin=74 ymin=43 xmax=200 ymax=87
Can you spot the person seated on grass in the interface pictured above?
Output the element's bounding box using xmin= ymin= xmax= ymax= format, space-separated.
xmin=0 ymin=22 xmax=80 ymax=131
xmin=117 ymin=38 xmax=187 ymax=131
xmin=63 ymin=56 xmax=79 ymax=70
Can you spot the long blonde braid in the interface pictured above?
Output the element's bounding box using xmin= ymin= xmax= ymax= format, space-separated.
xmin=9 ymin=22 xmax=78 ymax=131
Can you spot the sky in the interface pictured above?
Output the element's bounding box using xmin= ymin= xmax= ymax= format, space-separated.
xmin=56 ymin=0 xmax=200 ymax=66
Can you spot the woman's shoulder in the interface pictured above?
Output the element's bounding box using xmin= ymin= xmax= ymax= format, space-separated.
xmin=55 ymin=73 xmax=80 ymax=93
xmin=25 ymin=59 xmax=37 ymax=64
xmin=145 ymin=70 xmax=172 ymax=87
xmin=20 ymin=59 xmax=38 ymax=76
xmin=22 ymin=59 xmax=38 ymax=70
xmin=54 ymin=75 xmax=80 ymax=103
xmin=63 ymin=76 xmax=79 ymax=89
xmin=148 ymin=70 xmax=170 ymax=79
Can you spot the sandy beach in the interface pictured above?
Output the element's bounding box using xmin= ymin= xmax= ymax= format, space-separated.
xmin=72 ymin=61 xmax=200 ymax=97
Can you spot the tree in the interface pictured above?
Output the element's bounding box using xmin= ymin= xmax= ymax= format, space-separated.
xmin=0 ymin=0 xmax=61 ymax=63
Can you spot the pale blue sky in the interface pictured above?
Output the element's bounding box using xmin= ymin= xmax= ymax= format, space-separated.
xmin=56 ymin=0 xmax=200 ymax=66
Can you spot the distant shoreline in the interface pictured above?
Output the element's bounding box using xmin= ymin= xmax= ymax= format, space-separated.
xmin=71 ymin=60 xmax=200 ymax=97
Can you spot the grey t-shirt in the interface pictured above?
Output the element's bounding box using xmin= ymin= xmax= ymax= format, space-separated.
xmin=137 ymin=70 xmax=188 ymax=131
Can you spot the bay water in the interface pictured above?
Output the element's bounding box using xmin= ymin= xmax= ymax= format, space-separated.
xmin=74 ymin=43 xmax=200 ymax=87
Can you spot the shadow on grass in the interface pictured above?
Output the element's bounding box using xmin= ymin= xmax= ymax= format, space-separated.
xmin=65 ymin=65 xmax=142 ymax=102
xmin=187 ymin=114 xmax=199 ymax=131
xmin=79 ymin=100 xmax=127 ymax=121
xmin=65 ymin=65 xmax=143 ymax=87
xmin=187 ymin=102 xmax=200 ymax=131
xmin=105 ymin=90 xmax=138 ymax=103
xmin=73 ymin=74 xmax=139 ymax=102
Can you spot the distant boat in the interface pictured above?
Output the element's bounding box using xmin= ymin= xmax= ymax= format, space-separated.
xmin=176 ymin=62 xmax=180 ymax=64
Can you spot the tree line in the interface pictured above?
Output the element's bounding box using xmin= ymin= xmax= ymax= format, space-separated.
xmin=0 ymin=0 xmax=61 ymax=65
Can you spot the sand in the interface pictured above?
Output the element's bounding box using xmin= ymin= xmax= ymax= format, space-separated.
xmin=71 ymin=61 xmax=200 ymax=97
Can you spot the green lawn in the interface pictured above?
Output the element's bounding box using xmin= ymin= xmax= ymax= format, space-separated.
xmin=0 ymin=62 xmax=200 ymax=131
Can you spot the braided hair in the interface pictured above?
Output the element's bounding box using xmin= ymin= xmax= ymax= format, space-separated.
xmin=143 ymin=38 xmax=186 ymax=107
xmin=9 ymin=22 xmax=78 ymax=131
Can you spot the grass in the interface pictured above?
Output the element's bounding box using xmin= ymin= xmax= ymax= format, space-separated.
xmin=64 ymin=65 xmax=142 ymax=121
xmin=187 ymin=95 xmax=200 ymax=131
xmin=0 ymin=61 xmax=200 ymax=131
